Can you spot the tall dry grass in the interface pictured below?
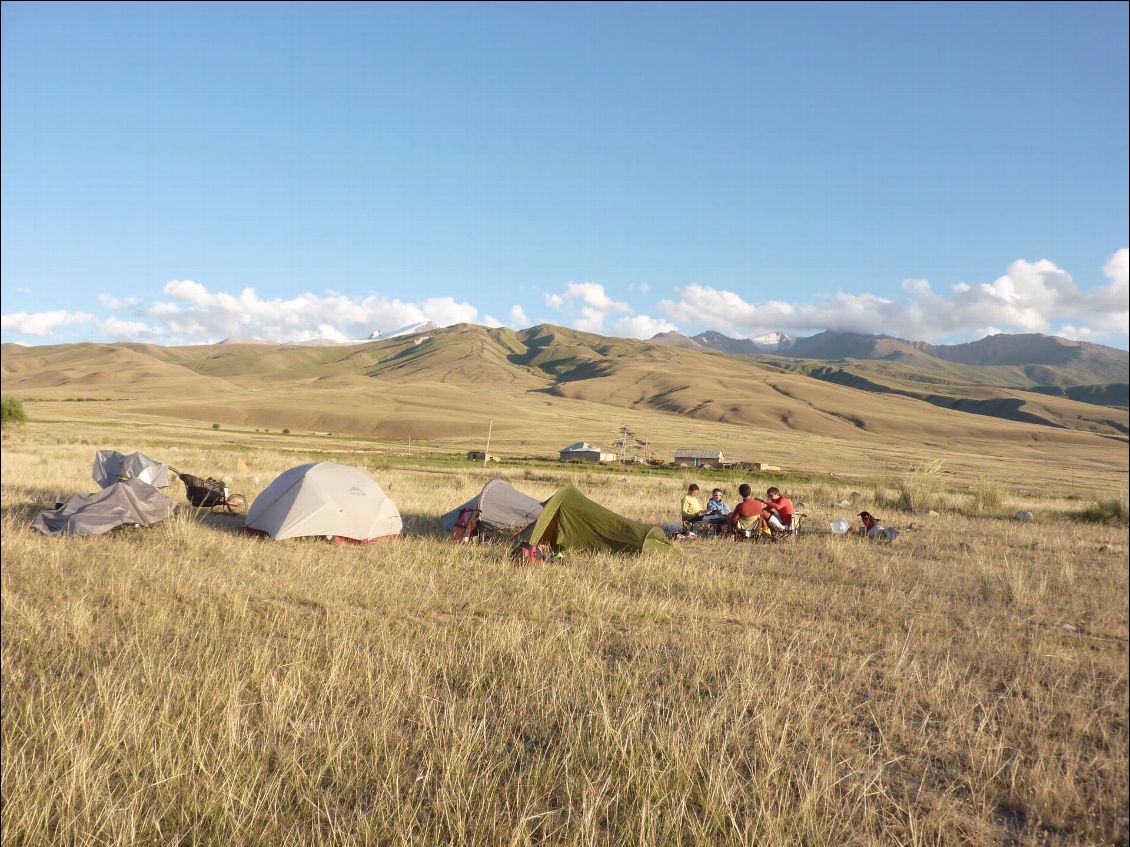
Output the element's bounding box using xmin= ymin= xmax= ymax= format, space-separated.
xmin=2 ymin=430 xmax=1128 ymax=845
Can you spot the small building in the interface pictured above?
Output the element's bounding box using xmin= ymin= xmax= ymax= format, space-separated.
xmin=751 ymin=462 xmax=780 ymax=472
xmin=559 ymin=442 xmax=617 ymax=463
xmin=467 ymin=451 xmax=500 ymax=462
xmin=674 ymin=448 xmax=730 ymax=469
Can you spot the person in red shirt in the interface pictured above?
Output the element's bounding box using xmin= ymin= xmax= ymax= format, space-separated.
xmin=728 ymin=483 xmax=767 ymax=534
xmin=764 ymin=487 xmax=795 ymax=532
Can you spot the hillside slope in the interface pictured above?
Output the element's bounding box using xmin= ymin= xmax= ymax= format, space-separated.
xmin=3 ymin=326 xmax=1127 ymax=443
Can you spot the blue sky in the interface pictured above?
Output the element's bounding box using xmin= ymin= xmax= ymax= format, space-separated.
xmin=2 ymin=2 xmax=1127 ymax=346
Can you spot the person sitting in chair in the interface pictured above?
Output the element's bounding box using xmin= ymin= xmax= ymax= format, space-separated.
xmin=681 ymin=484 xmax=707 ymax=533
xmin=703 ymin=487 xmax=729 ymax=520
xmin=698 ymin=488 xmax=730 ymax=535
xmin=728 ymin=484 xmax=767 ymax=535
xmin=764 ymin=487 xmax=795 ymax=534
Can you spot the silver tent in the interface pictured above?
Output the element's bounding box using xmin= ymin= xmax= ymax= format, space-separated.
xmin=440 ymin=478 xmax=543 ymax=538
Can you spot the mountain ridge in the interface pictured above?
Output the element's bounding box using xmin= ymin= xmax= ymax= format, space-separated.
xmin=3 ymin=324 xmax=1126 ymax=442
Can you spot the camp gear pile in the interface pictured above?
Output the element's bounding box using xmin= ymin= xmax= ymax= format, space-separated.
xmin=32 ymin=479 xmax=178 ymax=537
xmin=176 ymin=472 xmax=230 ymax=508
xmin=92 ymin=450 xmax=171 ymax=489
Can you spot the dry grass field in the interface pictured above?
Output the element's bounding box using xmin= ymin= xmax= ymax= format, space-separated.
xmin=2 ymin=419 xmax=1127 ymax=846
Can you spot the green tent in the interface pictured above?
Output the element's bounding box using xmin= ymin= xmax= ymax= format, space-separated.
xmin=517 ymin=486 xmax=678 ymax=556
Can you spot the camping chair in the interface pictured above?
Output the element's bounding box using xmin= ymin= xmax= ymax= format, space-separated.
xmin=735 ymin=513 xmax=806 ymax=543
xmin=682 ymin=516 xmax=710 ymax=537
xmin=768 ymin=512 xmax=805 ymax=541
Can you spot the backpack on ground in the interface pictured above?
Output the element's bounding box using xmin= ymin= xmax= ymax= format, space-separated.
xmin=451 ymin=507 xmax=479 ymax=542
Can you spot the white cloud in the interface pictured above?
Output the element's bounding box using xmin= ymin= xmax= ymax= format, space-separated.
xmin=1055 ymin=324 xmax=1103 ymax=341
xmin=542 ymin=281 xmax=635 ymax=336
xmin=510 ymin=304 xmax=529 ymax=326
xmin=574 ymin=306 xmax=607 ymax=334
xmin=1103 ymin=248 xmax=1128 ymax=292
xmin=145 ymin=302 xmax=182 ymax=317
xmin=140 ymin=281 xmax=482 ymax=343
xmin=611 ymin=314 xmax=679 ymax=339
xmin=481 ymin=314 xmax=504 ymax=328
xmin=544 ymin=281 xmax=630 ymax=314
xmin=0 ymin=310 xmax=94 ymax=338
xmin=98 ymin=294 xmax=141 ymax=310
xmin=659 ymin=250 xmax=1130 ymax=343
xmin=99 ymin=316 xmax=161 ymax=338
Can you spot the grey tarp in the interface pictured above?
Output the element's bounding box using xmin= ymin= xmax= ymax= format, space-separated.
xmin=440 ymin=478 xmax=543 ymax=537
xmin=92 ymin=450 xmax=171 ymax=489
xmin=32 ymin=479 xmax=178 ymax=537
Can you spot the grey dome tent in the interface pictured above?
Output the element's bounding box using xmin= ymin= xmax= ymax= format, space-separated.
xmin=32 ymin=478 xmax=178 ymax=537
xmin=440 ymin=478 xmax=543 ymax=540
xmin=244 ymin=462 xmax=402 ymax=542
xmin=92 ymin=450 xmax=170 ymax=489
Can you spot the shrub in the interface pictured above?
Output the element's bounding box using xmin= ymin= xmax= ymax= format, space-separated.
xmin=973 ymin=481 xmax=1005 ymax=513
xmin=211 ymin=423 xmax=220 ymax=430
xmin=282 ymin=428 xmax=291 ymax=435
xmin=1078 ymin=498 xmax=1128 ymax=525
xmin=1 ymin=397 xmax=28 ymax=426
xmin=893 ymin=459 xmax=945 ymax=512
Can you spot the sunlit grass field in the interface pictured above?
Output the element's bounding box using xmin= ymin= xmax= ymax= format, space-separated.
xmin=2 ymin=424 xmax=1127 ymax=846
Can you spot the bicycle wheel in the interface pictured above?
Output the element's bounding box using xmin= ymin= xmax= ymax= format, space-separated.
xmin=224 ymin=493 xmax=248 ymax=515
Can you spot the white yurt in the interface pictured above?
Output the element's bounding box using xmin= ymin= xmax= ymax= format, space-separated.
xmin=244 ymin=462 xmax=402 ymax=542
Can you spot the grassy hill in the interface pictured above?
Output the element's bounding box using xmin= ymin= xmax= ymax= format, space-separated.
xmin=2 ymin=326 xmax=1127 ymax=495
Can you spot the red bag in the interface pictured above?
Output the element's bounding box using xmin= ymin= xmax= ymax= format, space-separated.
xmin=452 ymin=508 xmax=478 ymax=542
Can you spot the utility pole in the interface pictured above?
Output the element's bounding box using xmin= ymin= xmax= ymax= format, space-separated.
xmin=618 ymin=424 xmax=632 ymax=459
xmin=484 ymin=419 xmax=493 ymax=468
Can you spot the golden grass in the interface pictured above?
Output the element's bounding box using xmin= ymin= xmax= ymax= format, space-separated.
xmin=2 ymin=427 xmax=1128 ymax=845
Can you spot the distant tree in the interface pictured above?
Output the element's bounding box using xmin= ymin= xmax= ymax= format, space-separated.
xmin=282 ymin=428 xmax=291 ymax=434
xmin=1 ymin=397 xmax=27 ymax=426
xmin=212 ymin=423 xmax=220 ymax=430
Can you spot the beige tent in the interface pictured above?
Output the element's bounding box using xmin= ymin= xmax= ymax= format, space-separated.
xmin=244 ymin=462 xmax=401 ymax=542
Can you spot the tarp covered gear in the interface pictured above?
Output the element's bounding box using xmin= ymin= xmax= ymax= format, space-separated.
xmin=517 ymin=486 xmax=677 ymax=556
xmin=244 ymin=462 xmax=402 ymax=542
xmin=440 ymin=478 xmax=543 ymax=540
xmin=93 ymin=450 xmax=170 ymax=489
xmin=32 ymin=479 xmax=177 ymax=537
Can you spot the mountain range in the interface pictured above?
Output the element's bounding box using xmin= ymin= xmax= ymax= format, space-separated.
xmin=654 ymin=329 xmax=1127 ymax=382
xmin=3 ymin=324 xmax=1126 ymax=441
